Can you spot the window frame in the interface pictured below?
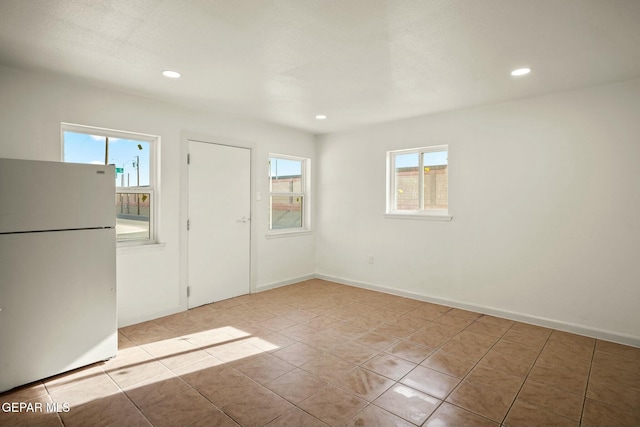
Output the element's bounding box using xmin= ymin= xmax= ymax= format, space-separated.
xmin=385 ymin=144 xmax=452 ymax=221
xmin=267 ymin=153 xmax=311 ymax=236
xmin=61 ymin=122 xmax=160 ymax=245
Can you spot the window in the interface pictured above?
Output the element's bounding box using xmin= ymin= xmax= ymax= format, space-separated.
xmin=268 ymin=155 xmax=309 ymax=232
xmin=62 ymin=123 xmax=159 ymax=244
xmin=386 ymin=145 xmax=450 ymax=219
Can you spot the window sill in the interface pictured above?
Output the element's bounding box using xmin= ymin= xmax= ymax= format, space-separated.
xmin=384 ymin=213 xmax=452 ymax=222
xmin=266 ymin=229 xmax=313 ymax=239
xmin=117 ymin=241 xmax=166 ymax=252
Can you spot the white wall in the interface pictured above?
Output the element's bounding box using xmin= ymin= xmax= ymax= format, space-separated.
xmin=316 ymin=78 xmax=640 ymax=346
xmin=0 ymin=65 xmax=316 ymax=327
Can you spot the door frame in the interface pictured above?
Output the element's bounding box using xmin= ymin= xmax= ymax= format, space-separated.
xmin=179 ymin=134 xmax=255 ymax=311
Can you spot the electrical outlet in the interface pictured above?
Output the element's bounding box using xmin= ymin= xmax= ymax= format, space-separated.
xmin=368 ymin=255 xmax=374 ymax=264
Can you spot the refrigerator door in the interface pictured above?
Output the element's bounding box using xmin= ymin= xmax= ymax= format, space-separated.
xmin=0 ymin=158 xmax=115 ymax=233
xmin=0 ymin=228 xmax=117 ymax=392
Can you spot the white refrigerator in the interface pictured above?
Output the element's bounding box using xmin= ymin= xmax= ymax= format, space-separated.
xmin=0 ymin=158 xmax=117 ymax=393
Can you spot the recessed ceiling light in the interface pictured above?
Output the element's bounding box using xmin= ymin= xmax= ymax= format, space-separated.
xmin=511 ymin=67 xmax=531 ymax=77
xmin=315 ymin=114 xmax=327 ymax=120
xmin=162 ymin=70 xmax=181 ymax=79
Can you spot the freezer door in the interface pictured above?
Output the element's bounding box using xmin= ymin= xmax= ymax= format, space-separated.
xmin=0 ymin=228 xmax=117 ymax=393
xmin=0 ymin=158 xmax=115 ymax=233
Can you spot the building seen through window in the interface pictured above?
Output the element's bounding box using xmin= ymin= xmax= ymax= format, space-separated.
xmin=388 ymin=146 xmax=448 ymax=216
xmin=269 ymin=155 xmax=309 ymax=231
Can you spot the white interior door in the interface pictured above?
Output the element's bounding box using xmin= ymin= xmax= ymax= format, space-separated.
xmin=188 ymin=141 xmax=251 ymax=308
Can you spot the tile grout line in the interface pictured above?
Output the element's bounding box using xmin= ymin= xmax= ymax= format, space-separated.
xmin=285 ymin=302 xmax=439 ymax=426
xmin=102 ymin=359 xmax=155 ymax=427
xmin=499 ymin=329 xmax=553 ymax=426
xmin=579 ymin=339 xmax=598 ymax=427
xmin=431 ymin=316 xmax=515 ymax=425
xmin=117 ymin=327 xmax=240 ymax=427
xmin=225 ymin=331 xmax=353 ymax=427
xmin=384 ymin=311 xmax=519 ymax=424
xmin=281 ymin=328 xmax=398 ymax=427
xmin=367 ymin=312 xmax=509 ymax=425
xmin=196 ymin=296 xmax=416 ymax=422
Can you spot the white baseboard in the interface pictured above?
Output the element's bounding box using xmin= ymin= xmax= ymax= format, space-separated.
xmin=254 ymin=274 xmax=317 ymax=293
xmin=118 ymin=305 xmax=185 ymax=328
xmin=315 ymin=273 xmax=640 ymax=348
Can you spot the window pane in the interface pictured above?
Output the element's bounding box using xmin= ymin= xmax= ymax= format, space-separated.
xmin=63 ymin=132 xmax=150 ymax=188
xmin=270 ymin=158 xmax=302 ymax=193
xmin=63 ymin=127 xmax=155 ymax=243
xmin=423 ymin=151 xmax=448 ymax=167
xmin=110 ymin=139 xmax=150 ymax=188
xmin=116 ymin=193 xmax=150 ymax=240
xmin=270 ymin=195 xmax=303 ymax=229
xmin=63 ymin=132 xmax=107 ymax=165
xmin=423 ymin=151 xmax=448 ymax=210
xmin=395 ymin=153 xmax=419 ymax=210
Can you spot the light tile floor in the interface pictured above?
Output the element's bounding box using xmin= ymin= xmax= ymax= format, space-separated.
xmin=1 ymin=279 xmax=639 ymax=426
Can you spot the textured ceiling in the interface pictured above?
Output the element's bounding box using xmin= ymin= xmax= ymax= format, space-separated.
xmin=1 ymin=0 xmax=639 ymax=134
